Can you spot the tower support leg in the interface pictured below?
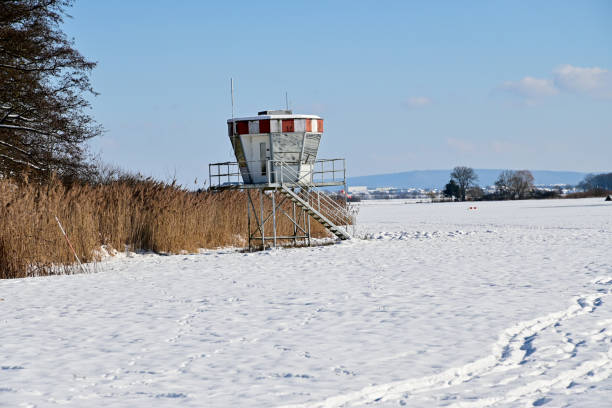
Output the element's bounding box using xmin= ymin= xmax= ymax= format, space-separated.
xmin=307 ymin=211 xmax=311 ymax=246
xmin=260 ymin=190 xmax=265 ymax=249
xmin=272 ymin=190 xmax=277 ymax=248
xmin=293 ymin=195 xmax=297 ymax=246
xmin=247 ymin=190 xmax=251 ymax=251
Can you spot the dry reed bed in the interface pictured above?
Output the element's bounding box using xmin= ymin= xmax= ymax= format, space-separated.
xmin=0 ymin=178 xmax=329 ymax=279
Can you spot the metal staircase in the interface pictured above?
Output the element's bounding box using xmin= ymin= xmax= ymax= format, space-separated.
xmin=279 ymin=187 xmax=351 ymax=240
xmin=272 ymin=161 xmax=352 ymax=240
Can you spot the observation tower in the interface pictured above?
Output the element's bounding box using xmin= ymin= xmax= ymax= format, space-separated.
xmin=209 ymin=109 xmax=352 ymax=248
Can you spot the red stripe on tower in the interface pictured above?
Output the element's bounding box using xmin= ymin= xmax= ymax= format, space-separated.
xmin=282 ymin=119 xmax=294 ymax=132
xmin=259 ymin=119 xmax=270 ymax=133
xmin=305 ymin=119 xmax=312 ymax=132
xmin=317 ymin=119 xmax=323 ymax=132
xmin=236 ymin=121 xmax=249 ymax=135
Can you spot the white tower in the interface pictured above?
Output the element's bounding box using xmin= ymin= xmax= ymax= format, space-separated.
xmin=210 ymin=108 xmax=352 ymax=248
xmin=227 ymin=110 xmax=323 ymax=184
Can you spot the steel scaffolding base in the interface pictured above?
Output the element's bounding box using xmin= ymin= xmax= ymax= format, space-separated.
xmin=246 ymin=188 xmax=312 ymax=251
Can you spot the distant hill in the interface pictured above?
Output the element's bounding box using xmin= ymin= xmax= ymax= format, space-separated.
xmin=347 ymin=169 xmax=588 ymax=190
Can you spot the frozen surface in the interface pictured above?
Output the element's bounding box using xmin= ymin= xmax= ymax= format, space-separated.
xmin=1 ymin=198 xmax=611 ymax=407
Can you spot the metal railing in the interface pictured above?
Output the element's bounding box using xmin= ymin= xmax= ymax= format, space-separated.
xmin=208 ymin=161 xmax=243 ymax=187
xmin=267 ymin=158 xmax=346 ymax=187
xmin=209 ymin=158 xmax=347 ymax=188
xmin=272 ymin=161 xmax=352 ymax=230
xmin=313 ymin=158 xmax=346 ymax=186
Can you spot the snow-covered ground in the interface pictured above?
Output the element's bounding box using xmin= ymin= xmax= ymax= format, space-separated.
xmin=1 ymin=198 xmax=611 ymax=407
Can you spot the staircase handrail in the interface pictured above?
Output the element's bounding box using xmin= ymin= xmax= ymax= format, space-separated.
xmin=272 ymin=160 xmax=351 ymax=228
xmin=280 ymin=187 xmax=351 ymax=240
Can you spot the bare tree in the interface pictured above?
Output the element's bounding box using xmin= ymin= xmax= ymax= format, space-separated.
xmin=0 ymin=0 xmax=101 ymax=180
xmin=494 ymin=170 xmax=514 ymax=199
xmin=450 ymin=166 xmax=478 ymax=201
xmin=494 ymin=170 xmax=535 ymax=199
xmin=509 ymin=170 xmax=534 ymax=199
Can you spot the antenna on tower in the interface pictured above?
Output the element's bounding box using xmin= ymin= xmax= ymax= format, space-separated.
xmin=230 ymin=78 xmax=235 ymax=120
xmin=285 ymin=91 xmax=289 ymax=110
xmin=229 ymin=78 xmax=236 ymax=160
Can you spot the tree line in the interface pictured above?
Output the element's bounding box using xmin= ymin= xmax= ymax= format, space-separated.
xmin=578 ymin=173 xmax=612 ymax=191
xmin=442 ymin=167 xmax=546 ymax=201
xmin=443 ymin=167 xmax=612 ymax=201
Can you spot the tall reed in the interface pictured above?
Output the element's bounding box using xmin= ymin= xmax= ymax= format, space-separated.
xmin=0 ymin=177 xmax=329 ymax=279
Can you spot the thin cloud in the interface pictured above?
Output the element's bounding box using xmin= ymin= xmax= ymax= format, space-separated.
xmin=496 ymin=65 xmax=612 ymax=104
xmin=498 ymin=77 xmax=558 ymax=100
xmin=553 ymin=64 xmax=612 ymax=98
xmin=402 ymin=96 xmax=432 ymax=109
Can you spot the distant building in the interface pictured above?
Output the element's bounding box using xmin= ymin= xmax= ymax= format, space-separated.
xmin=348 ymin=186 xmax=368 ymax=194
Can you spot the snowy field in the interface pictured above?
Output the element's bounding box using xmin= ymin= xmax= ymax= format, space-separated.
xmin=1 ymin=198 xmax=612 ymax=407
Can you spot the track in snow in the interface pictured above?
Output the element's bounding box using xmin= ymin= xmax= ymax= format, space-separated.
xmin=282 ymin=277 xmax=612 ymax=408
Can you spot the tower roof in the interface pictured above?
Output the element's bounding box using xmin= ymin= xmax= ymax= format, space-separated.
xmin=227 ymin=111 xmax=321 ymax=123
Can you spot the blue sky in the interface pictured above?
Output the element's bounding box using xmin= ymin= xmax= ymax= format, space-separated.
xmin=63 ymin=1 xmax=612 ymax=187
